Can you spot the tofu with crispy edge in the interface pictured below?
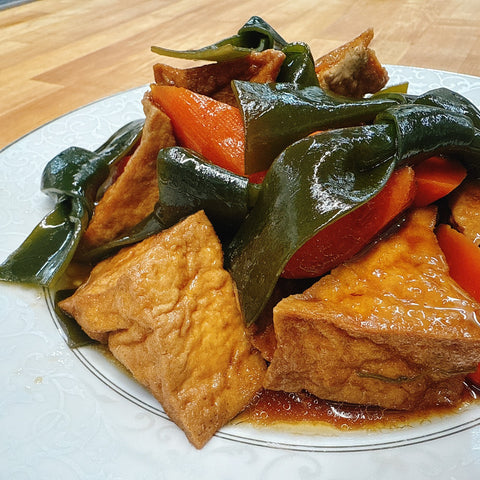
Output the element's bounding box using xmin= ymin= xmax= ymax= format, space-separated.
xmin=60 ymin=211 xmax=266 ymax=448
xmin=264 ymin=208 xmax=480 ymax=410
xmin=315 ymin=28 xmax=389 ymax=98
xmin=81 ymin=92 xmax=176 ymax=250
xmin=153 ymin=49 xmax=286 ymax=107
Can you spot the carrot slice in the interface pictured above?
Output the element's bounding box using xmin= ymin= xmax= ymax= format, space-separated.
xmin=282 ymin=166 xmax=416 ymax=279
xmin=413 ymin=155 xmax=466 ymax=207
xmin=248 ymin=170 xmax=267 ymax=184
xmin=150 ymin=84 xmax=245 ymax=175
xmin=468 ymin=364 xmax=480 ymax=385
xmin=436 ymin=223 xmax=480 ymax=302
xmin=436 ymin=223 xmax=480 ymax=386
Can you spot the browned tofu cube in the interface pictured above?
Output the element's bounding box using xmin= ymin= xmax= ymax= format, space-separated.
xmin=264 ymin=208 xmax=480 ymax=410
xmin=60 ymin=211 xmax=266 ymax=448
xmin=81 ymin=92 xmax=176 ymax=250
xmin=153 ymin=49 xmax=286 ymax=107
xmin=315 ymin=28 xmax=389 ymax=98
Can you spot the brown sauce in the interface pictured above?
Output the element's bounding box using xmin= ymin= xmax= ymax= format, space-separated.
xmin=237 ymin=384 xmax=480 ymax=430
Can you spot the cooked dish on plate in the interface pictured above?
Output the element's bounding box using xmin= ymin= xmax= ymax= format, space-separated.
xmin=2 ymin=17 xmax=480 ymax=449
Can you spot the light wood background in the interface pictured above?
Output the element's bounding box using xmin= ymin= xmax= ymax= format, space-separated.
xmin=1 ymin=0 xmax=479 ymax=149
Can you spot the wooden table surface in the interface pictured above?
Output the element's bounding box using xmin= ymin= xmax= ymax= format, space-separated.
xmin=1 ymin=0 xmax=479 ymax=149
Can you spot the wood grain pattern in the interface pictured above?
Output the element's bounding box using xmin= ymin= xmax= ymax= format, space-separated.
xmin=1 ymin=0 xmax=479 ymax=148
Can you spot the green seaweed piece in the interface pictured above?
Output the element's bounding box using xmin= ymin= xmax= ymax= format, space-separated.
xmin=0 ymin=120 xmax=143 ymax=286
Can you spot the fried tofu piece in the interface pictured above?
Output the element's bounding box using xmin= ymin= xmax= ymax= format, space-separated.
xmin=153 ymin=49 xmax=286 ymax=106
xmin=60 ymin=211 xmax=266 ymax=448
xmin=315 ymin=28 xmax=389 ymax=98
xmin=81 ymin=92 xmax=176 ymax=250
xmin=264 ymin=208 xmax=480 ymax=410
xmin=247 ymin=278 xmax=316 ymax=362
xmin=450 ymin=180 xmax=480 ymax=245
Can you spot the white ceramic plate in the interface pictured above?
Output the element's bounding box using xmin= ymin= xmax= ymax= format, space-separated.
xmin=1 ymin=66 xmax=480 ymax=480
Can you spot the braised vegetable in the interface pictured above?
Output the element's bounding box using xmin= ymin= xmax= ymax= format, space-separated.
xmin=414 ymin=87 xmax=480 ymax=129
xmin=151 ymin=16 xmax=318 ymax=90
xmin=150 ymin=85 xmax=245 ymax=175
xmin=80 ymin=147 xmax=261 ymax=262
xmin=54 ymin=289 xmax=93 ymax=348
xmin=282 ymin=166 xmax=416 ymax=279
xmin=276 ymin=42 xmax=319 ymax=87
xmin=468 ymin=365 xmax=480 ymax=386
xmin=436 ymin=223 xmax=480 ymax=301
xmin=227 ymin=104 xmax=477 ymax=325
xmin=413 ymin=156 xmax=467 ymax=207
xmin=233 ymin=80 xmax=405 ymax=173
xmin=411 ymin=88 xmax=480 ymax=176
xmin=2 ymin=17 xmax=480 ymax=335
xmin=151 ymin=16 xmax=288 ymax=62
xmin=154 ymin=147 xmax=259 ymax=234
xmin=0 ymin=120 xmax=143 ymax=285
xmin=436 ymin=222 xmax=480 ymax=387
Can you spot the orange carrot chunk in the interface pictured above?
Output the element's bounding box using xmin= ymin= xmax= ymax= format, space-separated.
xmin=436 ymin=223 xmax=480 ymax=386
xmin=248 ymin=170 xmax=267 ymax=184
xmin=150 ymin=84 xmax=245 ymax=175
xmin=436 ymin=223 xmax=480 ymax=302
xmin=413 ymin=155 xmax=467 ymax=207
xmin=282 ymin=166 xmax=416 ymax=279
xmin=468 ymin=364 xmax=480 ymax=385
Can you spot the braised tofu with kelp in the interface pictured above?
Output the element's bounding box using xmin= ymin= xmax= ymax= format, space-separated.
xmin=3 ymin=16 xmax=480 ymax=449
xmin=264 ymin=208 xmax=480 ymax=410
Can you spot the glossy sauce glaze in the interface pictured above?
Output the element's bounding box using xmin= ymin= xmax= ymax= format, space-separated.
xmin=237 ymin=383 xmax=480 ymax=429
